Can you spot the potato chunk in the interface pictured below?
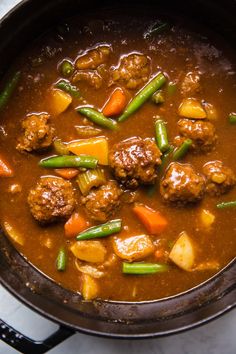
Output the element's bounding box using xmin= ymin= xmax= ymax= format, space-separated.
xmin=178 ymin=98 xmax=206 ymax=119
xmin=113 ymin=234 xmax=154 ymax=261
xmin=70 ymin=240 xmax=106 ymax=263
xmin=169 ymin=232 xmax=195 ymax=271
xmin=50 ymin=89 xmax=72 ymax=115
xmin=82 ymin=274 xmax=99 ymax=301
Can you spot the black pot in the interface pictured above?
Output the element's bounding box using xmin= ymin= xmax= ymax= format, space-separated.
xmin=0 ymin=0 xmax=235 ymax=353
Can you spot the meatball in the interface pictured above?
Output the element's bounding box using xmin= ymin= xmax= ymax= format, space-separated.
xmin=203 ymin=160 xmax=236 ymax=196
xmin=17 ymin=114 xmax=55 ymax=152
xmin=81 ymin=181 xmax=122 ymax=222
xmin=176 ymin=119 xmax=217 ymax=152
xmin=75 ymin=45 xmax=111 ymax=70
xmin=112 ymin=53 xmax=151 ymax=90
xmin=181 ymin=71 xmax=201 ymax=96
xmin=28 ymin=177 xmax=75 ymax=223
xmin=72 ymin=70 xmax=103 ymax=89
xmin=109 ymin=137 xmax=162 ymax=189
xmin=160 ymin=162 xmax=205 ymax=204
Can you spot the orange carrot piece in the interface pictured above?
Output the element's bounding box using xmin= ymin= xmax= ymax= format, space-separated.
xmin=133 ymin=204 xmax=168 ymax=235
xmin=55 ymin=168 xmax=79 ymax=179
xmin=64 ymin=212 xmax=89 ymax=238
xmin=102 ymin=88 xmax=127 ymax=117
xmin=154 ymin=248 xmax=165 ymax=260
xmin=0 ymin=157 xmax=13 ymax=177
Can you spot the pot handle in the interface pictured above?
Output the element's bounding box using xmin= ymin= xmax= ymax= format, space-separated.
xmin=0 ymin=318 xmax=75 ymax=354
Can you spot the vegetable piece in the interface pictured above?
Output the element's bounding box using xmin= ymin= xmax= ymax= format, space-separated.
xmin=3 ymin=221 xmax=24 ymax=246
xmin=169 ymin=231 xmax=195 ymax=271
xmin=178 ymin=98 xmax=206 ymax=119
xmin=203 ymin=102 xmax=218 ymax=120
xmin=229 ymin=112 xmax=236 ymax=124
xmin=217 ymin=201 xmax=236 ymax=209
xmin=71 ymin=240 xmax=107 ymax=263
xmin=82 ymin=274 xmax=99 ymax=300
xmin=39 ymin=155 xmax=98 ymax=169
xmin=133 ymin=204 xmax=168 ymax=235
xmin=76 ymin=219 xmax=122 ymax=241
xmin=55 ymin=79 xmax=80 ymax=98
xmin=77 ymin=168 xmax=106 ymax=195
xmin=200 ymin=209 xmax=215 ymax=228
xmin=77 ymin=107 xmax=118 ymax=130
xmin=152 ymin=90 xmax=165 ymax=104
xmin=118 ymin=72 xmax=166 ymax=122
xmin=64 ymin=212 xmax=88 ymax=238
xmin=155 ymin=119 xmax=170 ymax=152
xmin=122 ymin=262 xmax=169 ymax=274
xmin=55 ymin=168 xmax=79 ymax=179
xmin=50 ymin=88 xmax=72 ymax=115
xmin=173 ymin=138 xmax=192 ymax=160
xmin=159 ymin=146 xmax=174 ymax=173
xmin=75 ymin=260 xmax=105 ymax=278
xmin=67 ymin=137 xmax=108 ymax=165
xmin=56 ymin=247 xmax=67 ymax=271
xmin=59 ymin=60 xmax=74 ymax=77
xmin=75 ymin=125 xmax=102 ymax=137
xmin=102 ymin=88 xmax=127 ymax=117
xmin=53 ymin=139 xmax=69 ymax=155
xmin=113 ymin=235 xmax=155 ymax=261
xmin=0 ymin=71 xmax=21 ymax=111
xmin=167 ymin=82 xmax=177 ymax=96
xmin=0 ymin=156 xmax=14 ymax=177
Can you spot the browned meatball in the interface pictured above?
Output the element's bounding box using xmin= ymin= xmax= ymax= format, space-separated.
xmin=181 ymin=71 xmax=201 ymax=96
xmin=72 ymin=70 xmax=103 ymax=89
xmin=81 ymin=181 xmax=122 ymax=222
xmin=17 ymin=114 xmax=55 ymax=152
xmin=28 ymin=177 xmax=75 ymax=223
xmin=203 ymin=160 xmax=236 ymax=196
xmin=160 ymin=162 xmax=205 ymax=204
xmin=175 ymin=119 xmax=217 ymax=152
xmin=109 ymin=137 xmax=162 ymax=189
xmin=75 ymin=45 xmax=111 ymax=70
xmin=112 ymin=54 xmax=151 ymax=89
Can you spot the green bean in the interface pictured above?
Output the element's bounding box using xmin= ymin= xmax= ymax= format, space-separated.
xmin=118 ymin=73 xmax=166 ymax=122
xmin=159 ymin=146 xmax=174 ymax=173
xmin=77 ymin=107 xmax=118 ymax=130
xmin=155 ymin=119 xmax=170 ymax=152
xmin=39 ymin=155 xmax=98 ymax=169
xmin=173 ymin=139 xmax=192 ymax=160
xmin=145 ymin=184 xmax=156 ymax=197
xmin=152 ymin=90 xmax=165 ymax=104
xmin=56 ymin=247 xmax=67 ymax=271
xmin=229 ymin=112 xmax=236 ymax=124
xmin=0 ymin=71 xmax=21 ymax=111
xmin=53 ymin=139 xmax=70 ymax=155
xmin=55 ymin=79 xmax=80 ymax=98
xmin=216 ymin=201 xmax=236 ymax=209
xmin=76 ymin=219 xmax=122 ymax=240
xmin=60 ymin=60 xmax=74 ymax=77
xmin=122 ymin=262 xmax=169 ymax=275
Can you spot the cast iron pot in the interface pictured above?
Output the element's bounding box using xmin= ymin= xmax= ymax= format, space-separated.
xmin=0 ymin=0 xmax=235 ymax=353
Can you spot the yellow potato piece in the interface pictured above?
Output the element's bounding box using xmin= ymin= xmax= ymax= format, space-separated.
xmin=68 ymin=137 xmax=108 ymax=165
xmin=169 ymin=231 xmax=195 ymax=271
xmin=113 ymin=234 xmax=155 ymax=261
xmin=178 ymin=98 xmax=206 ymax=119
xmin=200 ymin=209 xmax=215 ymax=228
xmin=50 ymin=89 xmax=72 ymax=115
xmin=70 ymin=240 xmax=106 ymax=263
xmin=82 ymin=274 xmax=99 ymax=301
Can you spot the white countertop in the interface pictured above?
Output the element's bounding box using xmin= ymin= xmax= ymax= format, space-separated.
xmin=0 ymin=1 xmax=235 ymax=353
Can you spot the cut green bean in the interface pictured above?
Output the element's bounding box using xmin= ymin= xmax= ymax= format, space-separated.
xmin=229 ymin=112 xmax=236 ymax=124
xmin=118 ymin=73 xmax=166 ymax=122
xmin=39 ymin=155 xmax=98 ymax=169
xmin=0 ymin=71 xmax=21 ymax=111
xmin=56 ymin=247 xmax=67 ymax=271
xmin=122 ymin=262 xmax=169 ymax=275
xmin=173 ymin=139 xmax=192 ymax=160
xmin=55 ymin=79 xmax=80 ymax=98
xmin=76 ymin=219 xmax=122 ymax=240
xmin=216 ymin=201 xmax=236 ymax=209
xmin=155 ymin=119 xmax=170 ymax=152
xmin=77 ymin=107 xmax=118 ymax=130
xmin=159 ymin=145 xmax=174 ymax=173
xmin=53 ymin=139 xmax=70 ymax=155
xmin=152 ymin=90 xmax=165 ymax=104
xmin=60 ymin=60 xmax=74 ymax=77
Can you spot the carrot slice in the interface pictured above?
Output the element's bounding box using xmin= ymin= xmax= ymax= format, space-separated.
xmin=102 ymin=88 xmax=127 ymax=117
xmin=133 ymin=204 xmax=168 ymax=235
xmin=0 ymin=156 xmax=13 ymax=177
xmin=55 ymin=168 xmax=79 ymax=179
xmin=64 ymin=212 xmax=89 ymax=238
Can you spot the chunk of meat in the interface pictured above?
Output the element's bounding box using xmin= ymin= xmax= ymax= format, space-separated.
xmin=72 ymin=70 xmax=103 ymax=89
xmin=17 ymin=114 xmax=55 ymax=152
xmin=112 ymin=53 xmax=151 ymax=90
xmin=113 ymin=235 xmax=155 ymax=261
xmin=28 ymin=177 xmax=75 ymax=223
xmin=181 ymin=71 xmax=201 ymax=96
xmin=160 ymin=162 xmax=205 ymax=204
xmin=81 ymin=180 xmax=122 ymax=222
xmin=75 ymin=45 xmax=111 ymax=70
xmin=175 ymin=119 xmax=217 ymax=152
xmin=109 ymin=137 xmax=161 ymax=189
xmin=202 ymin=160 xmax=236 ymax=196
